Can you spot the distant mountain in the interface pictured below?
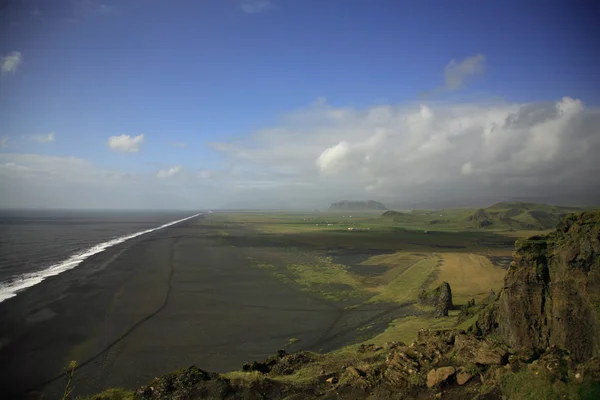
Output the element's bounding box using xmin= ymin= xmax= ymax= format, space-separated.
xmin=329 ymin=200 xmax=387 ymax=211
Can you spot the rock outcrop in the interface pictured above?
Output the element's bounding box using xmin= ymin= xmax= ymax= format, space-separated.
xmin=479 ymin=211 xmax=600 ymax=362
xmin=419 ymin=282 xmax=453 ymax=318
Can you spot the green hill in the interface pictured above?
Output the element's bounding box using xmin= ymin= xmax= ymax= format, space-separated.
xmin=382 ymin=202 xmax=589 ymax=231
xmin=465 ymin=202 xmax=585 ymax=230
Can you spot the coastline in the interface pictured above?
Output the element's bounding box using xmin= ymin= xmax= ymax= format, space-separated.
xmin=0 ymin=216 xmax=410 ymax=399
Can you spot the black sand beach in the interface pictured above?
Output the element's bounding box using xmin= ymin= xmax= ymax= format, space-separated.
xmin=0 ymin=216 xmax=413 ymax=398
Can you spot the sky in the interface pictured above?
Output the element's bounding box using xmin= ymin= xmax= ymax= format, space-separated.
xmin=1 ymin=0 xmax=600 ymax=209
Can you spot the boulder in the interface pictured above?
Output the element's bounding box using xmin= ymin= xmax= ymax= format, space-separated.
xmin=474 ymin=344 xmax=507 ymax=365
xmin=456 ymin=371 xmax=472 ymax=385
xmin=426 ymin=366 xmax=455 ymax=388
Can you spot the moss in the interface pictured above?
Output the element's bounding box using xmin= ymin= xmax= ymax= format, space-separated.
xmin=222 ymin=371 xmax=267 ymax=387
xmin=500 ymin=369 xmax=582 ymax=400
xmin=369 ymin=257 xmax=440 ymax=304
xmin=81 ymin=388 xmax=135 ymax=400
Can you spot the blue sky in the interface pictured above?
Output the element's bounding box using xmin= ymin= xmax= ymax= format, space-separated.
xmin=1 ymin=0 xmax=600 ymax=209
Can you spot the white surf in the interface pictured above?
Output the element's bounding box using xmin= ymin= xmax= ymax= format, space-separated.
xmin=0 ymin=213 xmax=202 ymax=303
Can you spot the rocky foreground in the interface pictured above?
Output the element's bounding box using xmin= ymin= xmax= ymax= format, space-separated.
xmin=90 ymin=211 xmax=600 ymax=399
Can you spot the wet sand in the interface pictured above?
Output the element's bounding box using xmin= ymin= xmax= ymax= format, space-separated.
xmin=0 ymin=216 xmax=413 ymax=398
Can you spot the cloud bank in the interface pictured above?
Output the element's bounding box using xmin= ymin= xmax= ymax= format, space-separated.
xmin=210 ymin=96 xmax=600 ymax=207
xmin=2 ymin=97 xmax=599 ymax=209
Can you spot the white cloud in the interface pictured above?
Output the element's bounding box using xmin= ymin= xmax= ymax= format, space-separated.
xmin=2 ymin=96 xmax=600 ymax=210
xmin=444 ymin=54 xmax=486 ymax=90
xmin=241 ymin=0 xmax=272 ymax=14
xmin=0 ymin=154 xmax=218 ymax=209
xmin=107 ymin=134 xmax=144 ymax=153
xmin=0 ymin=136 xmax=8 ymax=148
xmin=1 ymin=51 xmax=22 ymax=74
xmin=316 ymin=141 xmax=350 ymax=174
xmin=157 ymin=166 xmax=182 ymax=179
xmin=210 ymin=96 xmax=600 ymax=207
xmin=32 ymin=132 xmax=55 ymax=143
xmin=169 ymin=141 xmax=188 ymax=148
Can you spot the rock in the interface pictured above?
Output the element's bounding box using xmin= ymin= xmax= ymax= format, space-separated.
xmin=426 ymin=366 xmax=455 ymax=388
xmin=325 ymin=377 xmax=338 ymax=384
xmin=268 ymin=351 xmax=314 ymax=375
xmin=358 ymin=343 xmax=384 ymax=353
xmin=419 ymin=282 xmax=453 ymax=318
xmin=484 ymin=211 xmax=600 ymax=362
xmin=346 ymin=366 xmax=365 ymax=378
xmin=456 ymin=371 xmax=472 ymax=385
xmin=474 ymin=345 xmax=507 ymax=365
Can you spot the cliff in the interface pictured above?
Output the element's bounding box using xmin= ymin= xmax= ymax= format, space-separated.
xmin=478 ymin=211 xmax=600 ymax=362
xmin=329 ymin=200 xmax=387 ymax=211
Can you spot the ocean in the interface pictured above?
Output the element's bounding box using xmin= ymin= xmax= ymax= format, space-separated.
xmin=0 ymin=210 xmax=200 ymax=303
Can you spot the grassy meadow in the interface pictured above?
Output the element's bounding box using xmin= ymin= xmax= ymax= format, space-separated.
xmin=202 ymin=202 xmax=584 ymax=346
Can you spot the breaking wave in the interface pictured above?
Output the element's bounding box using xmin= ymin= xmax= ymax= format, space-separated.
xmin=0 ymin=213 xmax=201 ymax=303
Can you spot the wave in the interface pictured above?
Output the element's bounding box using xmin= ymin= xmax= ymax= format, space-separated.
xmin=0 ymin=213 xmax=202 ymax=303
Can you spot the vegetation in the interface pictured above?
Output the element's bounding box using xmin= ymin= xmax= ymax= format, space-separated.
xmin=383 ymin=201 xmax=587 ymax=231
xmin=85 ymin=206 xmax=600 ymax=399
xmin=83 ymin=388 xmax=135 ymax=400
xmin=500 ymin=369 xmax=600 ymax=400
xmin=61 ymin=360 xmax=78 ymax=400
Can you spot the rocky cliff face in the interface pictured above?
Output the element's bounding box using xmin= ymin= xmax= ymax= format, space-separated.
xmin=479 ymin=211 xmax=600 ymax=362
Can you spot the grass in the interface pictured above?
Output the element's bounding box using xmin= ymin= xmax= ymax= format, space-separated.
xmin=204 ymin=211 xmax=545 ymax=348
xmin=368 ymin=256 xmax=440 ymax=304
xmin=500 ymin=369 xmax=600 ymax=400
xmin=222 ymin=371 xmax=268 ymax=386
xmin=257 ymin=257 xmax=367 ymax=302
xmin=362 ymin=315 xmax=457 ymax=346
xmin=81 ymin=388 xmax=135 ymax=400
xmin=272 ymin=347 xmax=385 ymax=386
xmin=430 ymin=252 xmax=506 ymax=304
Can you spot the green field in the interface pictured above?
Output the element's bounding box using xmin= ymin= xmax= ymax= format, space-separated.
xmin=200 ymin=202 xmax=591 ymax=344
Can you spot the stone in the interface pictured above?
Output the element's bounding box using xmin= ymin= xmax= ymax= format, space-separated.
xmin=456 ymin=371 xmax=472 ymax=385
xmin=474 ymin=345 xmax=507 ymax=365
xmin=419 ymin=282 xmax=453 ymax=318
xmin=426 ymin=366 xmax=455 ymax=388
xmin=346 ymin=366 xmax=365 ymax=378
xmin=482 ymin=211 xmax=600 ymax=362
xmin=325 ymin=377 xmax=338 ymax=384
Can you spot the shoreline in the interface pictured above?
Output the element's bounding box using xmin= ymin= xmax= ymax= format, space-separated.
xmin=0 ymin=212 xmax=202 ymax=303
xmin=0 ymin=216 xmax=410 ymax=399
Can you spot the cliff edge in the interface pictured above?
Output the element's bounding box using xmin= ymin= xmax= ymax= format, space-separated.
xmin=478 ymin=211 xmax=600 ymax=362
